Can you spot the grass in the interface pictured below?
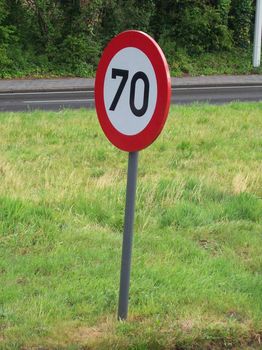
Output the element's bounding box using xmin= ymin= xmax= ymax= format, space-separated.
xmin=0 ymin=103 xmax=262 ymax=349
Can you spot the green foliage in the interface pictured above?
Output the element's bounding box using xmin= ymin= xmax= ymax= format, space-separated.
xmin=55 ymin=34 xmax=100 ymax=74
xmin=0 ymin=0 xmax=258 ymax=77
xmin=0 ymin=0 xmax=14 ymax=72
xmin=100 ymin=0 xmax=155 ymax=45
xmin=230 ymin=0 xmax=253 ymax=48
xmin=167 ymin=4 xmax=232 ymax=54
xmin=168 ymin=48 xmax=261 ymax=77
xmin=217 ymin=0 xmax=231 ymax=25
xmin=153 ymin=0 xmax=233 ymax=54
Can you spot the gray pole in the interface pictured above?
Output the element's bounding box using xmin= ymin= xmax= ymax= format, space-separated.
xmin=118 ymin=151 xmax=139 ymax=320
xmin=253 ymin=0 xmax=262 ymax=67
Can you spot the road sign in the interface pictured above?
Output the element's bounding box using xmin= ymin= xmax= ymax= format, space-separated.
xmin=95 ymin=30 xmax=171 ymax=321
xmin=95 ymin=30 xmax=171 ymax=152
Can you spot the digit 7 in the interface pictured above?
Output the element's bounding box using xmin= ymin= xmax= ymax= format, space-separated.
xmin=109 ymin=69 xmax=129 ymax=111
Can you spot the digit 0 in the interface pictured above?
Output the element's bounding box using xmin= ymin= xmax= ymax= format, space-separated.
xmin=129 ymin=72 xmax=149 ymax=117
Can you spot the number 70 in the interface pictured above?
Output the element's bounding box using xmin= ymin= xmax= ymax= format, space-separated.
xmin=109 ymin=68 xmax=150 ymax=117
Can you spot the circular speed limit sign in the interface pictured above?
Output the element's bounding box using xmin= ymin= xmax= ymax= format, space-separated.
xmin=95 ymin=30 xmax=171 ymax=152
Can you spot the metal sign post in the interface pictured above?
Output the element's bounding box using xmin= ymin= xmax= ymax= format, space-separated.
xmin=253 ymin=0 xmax=262 ymax=67
xmin=118 ymin=151 xmax=138 ymax=320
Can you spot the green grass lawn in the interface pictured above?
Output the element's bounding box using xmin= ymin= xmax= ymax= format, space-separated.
xmin=0 ymin=103 xmax=262 ymax=349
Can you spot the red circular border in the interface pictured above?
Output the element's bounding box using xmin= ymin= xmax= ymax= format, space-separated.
xmin=95 ymin=30 xmax=171 ymax=152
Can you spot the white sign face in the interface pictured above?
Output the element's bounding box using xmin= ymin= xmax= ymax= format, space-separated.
xmin=103 ymin=47 xmax=157 ymax=136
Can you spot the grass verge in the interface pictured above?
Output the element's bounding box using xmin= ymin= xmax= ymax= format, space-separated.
xmin=0 ymin=103 xmax=262 ymax=349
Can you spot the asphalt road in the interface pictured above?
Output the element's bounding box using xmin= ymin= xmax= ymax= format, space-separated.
xmin=0 ymin=84 xmax=262 ymax=112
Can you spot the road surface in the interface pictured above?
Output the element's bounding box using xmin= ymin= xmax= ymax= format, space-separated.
xmin=0 ymin=84 xmax=262 ymax=112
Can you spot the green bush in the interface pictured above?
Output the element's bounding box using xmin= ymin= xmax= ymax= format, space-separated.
xmin=230 ymin=0 xmax=253 ymax=48
xmin=0 ymin=0 xmax=257 ymax=77
xmin=155 ymin=1 xmax=233 ymax=55
xmin=59 ymin=35 xmax=100 ymax=68
xmin=100 ymin=0 xmax=155 ymax=45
